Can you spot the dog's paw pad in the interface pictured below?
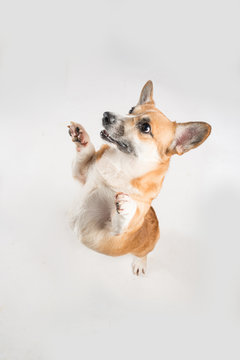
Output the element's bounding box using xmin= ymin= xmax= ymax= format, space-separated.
xmin=68 ymin=122 xmax=89 ymax=147
xmin=132 ymin=257 xmax=147 ymax=276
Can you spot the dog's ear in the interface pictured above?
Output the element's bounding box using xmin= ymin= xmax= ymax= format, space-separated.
xmin=138 ymin=80 xmax=154 ymax=105
xmin=168 ymin=122 xmax=211 ymax=155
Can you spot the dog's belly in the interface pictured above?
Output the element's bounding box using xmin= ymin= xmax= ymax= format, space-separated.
xmin=72 ymin=181 xmax=115 ymax=249
xmin=71 ymin=162 xmax=135 ymax=251
xmin=82 ymin=187 xmax=114 ymax=229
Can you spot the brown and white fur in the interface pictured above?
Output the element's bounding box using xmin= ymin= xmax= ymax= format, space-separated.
xmin=68 ymin=81 xmax=211 ymax=275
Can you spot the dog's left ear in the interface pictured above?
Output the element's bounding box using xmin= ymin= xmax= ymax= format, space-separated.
xmin=138 ymin=80 xmax=154 ymax=105
xmin=168 ymin=122 xmax=211 ymax=155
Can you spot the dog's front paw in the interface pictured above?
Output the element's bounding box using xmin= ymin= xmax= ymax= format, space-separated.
xmin=132 ymin=256 xmax=147 ymax=276
xmin=115 ymin=193 xmax=135 ymax=216
xmin=68 ymin=122 xmax=89 ymax=151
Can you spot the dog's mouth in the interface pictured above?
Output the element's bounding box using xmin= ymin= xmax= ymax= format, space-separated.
xmin=100 ymin=129 xmax=128 ymax=151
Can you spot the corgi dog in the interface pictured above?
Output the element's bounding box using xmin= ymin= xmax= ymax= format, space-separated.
xmin=68 ymin=81 xmax=211 ymax=275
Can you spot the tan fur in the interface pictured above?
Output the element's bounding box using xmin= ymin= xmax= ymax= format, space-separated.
xmin=95 ymin=144 xmax=110 ymax=160
xmin=97 ymin=206 xmax=159 ymax=257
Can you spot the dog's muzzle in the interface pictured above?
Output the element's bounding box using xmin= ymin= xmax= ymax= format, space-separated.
xmin=100 ymin=111 xmax=135 ymax=155
xmin=102 ymin=112 xmax=116 ymax=127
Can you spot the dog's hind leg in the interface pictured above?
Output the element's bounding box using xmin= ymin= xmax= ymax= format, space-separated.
xmin=68 ymin=122 xmax=95 ymax=184
xmin=132 ymin=255 xmax=147 ymax=276
xmin=130 ymin=206 xmax=160 ymax=275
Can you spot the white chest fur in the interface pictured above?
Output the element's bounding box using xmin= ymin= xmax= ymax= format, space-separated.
xmin=95 ymin=147 xmax=158 ymax=193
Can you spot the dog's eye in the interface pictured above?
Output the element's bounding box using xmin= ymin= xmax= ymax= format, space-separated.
xmin=129 ymin=107 xmax=135 ymax=114
xmin=140 ymin=123 xmax=151 ymax=133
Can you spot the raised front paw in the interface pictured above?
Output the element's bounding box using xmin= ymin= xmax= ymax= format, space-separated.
xmin=68 ymin=122 xmax=89 ymax=151
xmin=115 ymin=192 xmax=136 ymax=216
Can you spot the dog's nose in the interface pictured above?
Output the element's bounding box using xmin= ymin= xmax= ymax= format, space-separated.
xmin=102 ymin=112 xmax=116 ymax=126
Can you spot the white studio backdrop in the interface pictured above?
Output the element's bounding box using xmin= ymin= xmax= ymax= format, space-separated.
xmin=0 ymin=0 xmax=240 ymax=359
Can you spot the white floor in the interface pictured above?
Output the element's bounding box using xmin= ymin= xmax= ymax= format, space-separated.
xmin=1 ymin=1 xmax=240 ymax=359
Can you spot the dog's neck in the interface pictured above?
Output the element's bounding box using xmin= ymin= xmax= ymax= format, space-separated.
xmin=95 ymin=145 xmax=165 ymax=195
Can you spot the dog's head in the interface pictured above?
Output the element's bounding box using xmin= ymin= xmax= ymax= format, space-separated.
xmin=100 ymin=81 xmax=211 ymax=162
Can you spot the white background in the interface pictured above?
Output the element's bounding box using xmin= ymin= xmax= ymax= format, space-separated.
xmin=0 ymin=0 xmax=240 ymax=359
